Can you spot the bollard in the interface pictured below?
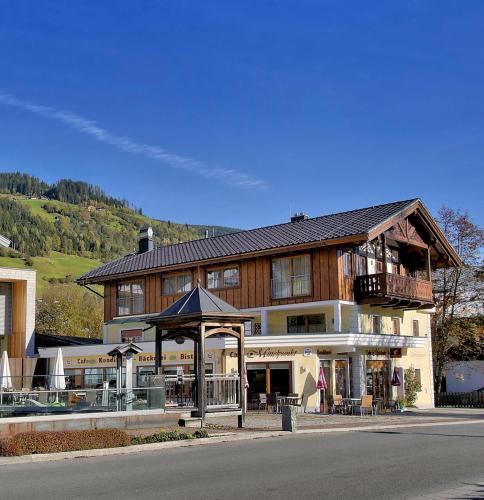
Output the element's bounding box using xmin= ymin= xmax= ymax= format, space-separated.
xmin=282 ymin=405 xmax=298 ymax=432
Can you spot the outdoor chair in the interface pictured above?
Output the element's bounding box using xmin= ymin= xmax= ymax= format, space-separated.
xmin=352 ymin=395 xmax=374 ymax=416
xmin=267 ymin=392 xmax=280 ymax=413
xmin=333 ymin=394 xmax=346 ymax=414
xmin=258 ymin=393 xmax=267 ymax=411
xmin=292 ymin=393 xmax=306 ymax=413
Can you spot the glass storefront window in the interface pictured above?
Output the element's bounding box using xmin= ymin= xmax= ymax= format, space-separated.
xmin=84 ymin=368 xmax=104 ymax=388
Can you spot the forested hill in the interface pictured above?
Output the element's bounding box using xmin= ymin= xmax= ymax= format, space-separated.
xmin=0 ymin=172 xmax=236 ymax=261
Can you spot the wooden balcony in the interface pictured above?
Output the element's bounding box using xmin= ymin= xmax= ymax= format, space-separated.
xmin=355 ymin=273 xmax=433 ymax=309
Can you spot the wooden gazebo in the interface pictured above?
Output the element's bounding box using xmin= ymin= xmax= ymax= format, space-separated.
xmin=146 ymin=284 xmax=253 ymax=427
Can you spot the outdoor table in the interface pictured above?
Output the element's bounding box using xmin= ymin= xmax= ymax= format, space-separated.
xmin=343 ymin=398 xmax=361 ymax=415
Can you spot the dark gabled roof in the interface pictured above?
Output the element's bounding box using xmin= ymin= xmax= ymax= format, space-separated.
xmin=78 ymin=199 xmax=418 ymax=284
xmin=146 ymin=285 xmax=253 ymax=325
xmin=158 ymin=284 xmax=240 ymax=318
xmin=34 ymin=333 xmax=102 ymax=352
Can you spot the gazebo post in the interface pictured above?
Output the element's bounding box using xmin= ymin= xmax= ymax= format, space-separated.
xmin=155 ymin=327 xmax=163 ymax=375
xmin=196 ymin=323 xmax=206 ymax=424
xmin=193 ymin=334 xmax=198 ymax=408
xmin=237 ymin=323 xmax=246 ymax=429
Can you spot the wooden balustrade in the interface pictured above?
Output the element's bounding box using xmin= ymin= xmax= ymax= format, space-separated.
xmin=355 ymin=273 xmax=433 ymax=306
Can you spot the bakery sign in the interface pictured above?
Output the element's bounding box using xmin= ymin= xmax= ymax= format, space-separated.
xmin=64 ymin=350 xmax=216 ymax=367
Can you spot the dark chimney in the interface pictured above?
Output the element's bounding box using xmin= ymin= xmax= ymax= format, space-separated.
xmin=139 ymin=227 xmax=154 ymax=253
xmin=290 ymin=212 xmax=309 ymax=223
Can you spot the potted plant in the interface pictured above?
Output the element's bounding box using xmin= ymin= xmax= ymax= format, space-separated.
xmin=396 ymin=398 xmax=406 ymax=412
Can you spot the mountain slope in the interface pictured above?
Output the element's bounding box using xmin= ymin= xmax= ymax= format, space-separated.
xmin=0 ymin=172 xmax=237 ymax=293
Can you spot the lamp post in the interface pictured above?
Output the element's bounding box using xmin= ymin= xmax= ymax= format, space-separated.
xmin=107 ymin=343 xmax=143 ymax=412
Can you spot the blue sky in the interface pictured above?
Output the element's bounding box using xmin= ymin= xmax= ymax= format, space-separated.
xmin=0 ymin=1 xmax=483 ymax=229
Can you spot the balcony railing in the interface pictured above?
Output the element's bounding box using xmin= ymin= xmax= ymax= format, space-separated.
xmin=271 ymin=275 xmax=311 ymax=299
xmin=355 ymin=273 xmax=433 ymax=305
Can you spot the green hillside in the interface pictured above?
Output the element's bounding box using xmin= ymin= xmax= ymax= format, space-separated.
xmin=0 ymin=252 xmax=102 ymax=293
xmin=0 ymin=172 xmax=237 ymax=295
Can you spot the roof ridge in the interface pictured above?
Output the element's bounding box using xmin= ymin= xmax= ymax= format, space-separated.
xmin=77 ymin=198 xmax=421 ymax=283
xmin=137 ymin=198 xmax=419 ymax=255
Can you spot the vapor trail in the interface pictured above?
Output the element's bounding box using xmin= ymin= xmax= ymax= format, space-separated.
xmin=0 ymin=92 xmax=266 ymax=189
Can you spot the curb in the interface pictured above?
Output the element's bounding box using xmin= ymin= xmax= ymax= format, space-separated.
xmin=0 ymin=418 xmax=482 ymax=466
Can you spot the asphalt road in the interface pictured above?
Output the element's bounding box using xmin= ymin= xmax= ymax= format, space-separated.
xmin=0 ymin=423 xmax=483 ymax=500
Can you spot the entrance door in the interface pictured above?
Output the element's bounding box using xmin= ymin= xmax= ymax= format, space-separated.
xmin=366 ymin=361 xmax=390 ymax=402
xmin=334 ymin=360 xmax=350 ymax=398
xmin=246 ymin=363 xmax=291 ymax=408
xmin=319 ymin=360 xmax=333 ymax=411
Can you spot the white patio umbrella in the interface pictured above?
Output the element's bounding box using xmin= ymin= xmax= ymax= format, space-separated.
xmin=0 ymin=350 xmax=13 ymax=404
xmin=50 ymin=348 xmax=66 ymax=401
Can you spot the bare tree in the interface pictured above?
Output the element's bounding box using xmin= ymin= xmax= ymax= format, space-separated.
xmin=432 ymin=207 xmax=483 ymax=393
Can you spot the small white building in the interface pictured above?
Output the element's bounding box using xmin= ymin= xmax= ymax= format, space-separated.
xmin=0 ymin=234 xmax=11 ymax=248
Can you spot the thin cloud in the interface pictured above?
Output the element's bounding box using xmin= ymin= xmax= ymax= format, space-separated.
xmin=0 ymin=92 xmax=266 ymax=189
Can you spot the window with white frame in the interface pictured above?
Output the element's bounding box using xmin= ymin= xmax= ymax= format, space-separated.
xmin=412 ymin=319 xmax=420 ymax=337
xmin=370 ymin=315 xmax=381 ymax=334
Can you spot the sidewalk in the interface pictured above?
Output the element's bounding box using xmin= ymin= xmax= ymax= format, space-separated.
xmin=205 ymin=408 xmax=484 ymax=432
xmin=0 ymin=408 xmax=481 ymax=466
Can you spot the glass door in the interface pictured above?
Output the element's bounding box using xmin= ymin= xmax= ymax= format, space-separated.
xmin=366 ymin=361 xmax=390 ymax=402
xmin=319 ymin=360 xmax=332 ymax=412
xmin=334 ymin=360 xmax=350 ymax=398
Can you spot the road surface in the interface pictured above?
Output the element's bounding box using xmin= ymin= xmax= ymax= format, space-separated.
xmin=0 ymin=423 xmax=483 ymax=499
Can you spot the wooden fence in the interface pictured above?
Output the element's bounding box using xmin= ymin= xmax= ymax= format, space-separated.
xmin=435 ymin=391 xmax=484 ymax=408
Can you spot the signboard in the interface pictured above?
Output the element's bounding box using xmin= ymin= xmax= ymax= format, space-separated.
xmin=64 ymin=350 xmax=216 ymax=367
xmin=390 ymin=348 xmax=402 ymax=358
xmin=303 ymin=348 xmax=312 ymax=357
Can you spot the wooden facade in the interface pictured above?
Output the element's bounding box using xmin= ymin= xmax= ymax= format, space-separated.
xmin=100 ymin=207 xmax=461 ymax=321
xmin=103 ymin=246 xmax=351 ymax=321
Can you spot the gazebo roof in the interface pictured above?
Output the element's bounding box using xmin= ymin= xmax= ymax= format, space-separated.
xmin=107 ymin=342 xmax=143 ymax=357
xmin=147 ymin=284 xmax=253 ymax=325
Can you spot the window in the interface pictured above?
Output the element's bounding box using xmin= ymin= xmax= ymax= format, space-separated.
xmin=137 ymin=366 xmax=156 ymax=387
xmin=376 ymin=260 xmax=384 ymax=273
xmin=271 ymin=255 xmax=311 ymax=299
xmin=357 ymin=255 xmax=367 ymax=276
xmin=207 ymin=267 xmax=239 ymax=289
xmin=287 ymin=314 xmax=326 ymax=334
xmin=84 ymin=368 xmax=104 ymax=388
xmin=412 ymin=320 xmax=420 ymax=337
xmin=117 ymin=280 xmax=144 ymax=316
xmin=392 ymin=318 xmax=400 ymax=336
xmin=162 ymin=273 xmax=192 ymax=295
xmin=371 ymin=315 xmax=381 ymax=334
xmin=343 ymin=251 xmax=353 ymax=277
xmin=414 ymin=368 xmax=422 ymax=386
xmin=121 ymin=328 xmax=143 ymax=343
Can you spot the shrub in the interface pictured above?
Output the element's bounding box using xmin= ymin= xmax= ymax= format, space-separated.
xmin=404 ymin=366 xmax=422 ymax=407
xmin=131 ymin=428 xmax=209 ymax=445
xmin=0 ymin=429 xmax=130 ymax=456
